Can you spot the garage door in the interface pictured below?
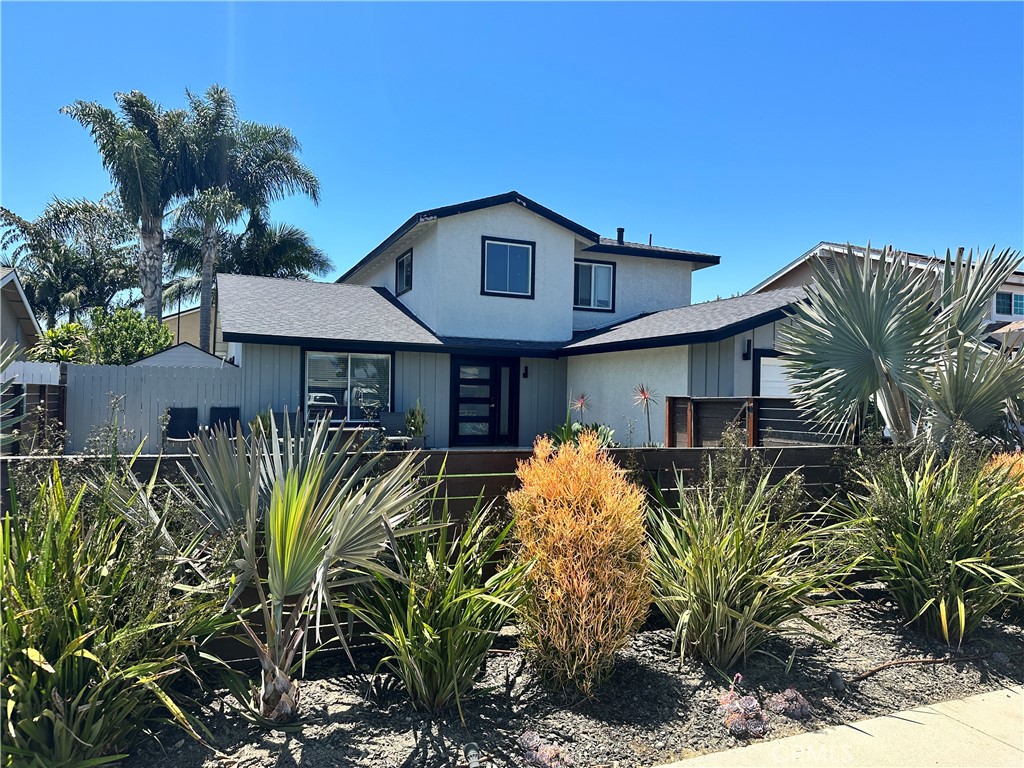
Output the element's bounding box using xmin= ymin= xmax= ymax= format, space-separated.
xmin=759 ymin=357 xmax=795 ymax=397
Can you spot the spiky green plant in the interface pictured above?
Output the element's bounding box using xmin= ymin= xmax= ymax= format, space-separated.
xmin=187 ymin=414 xmax=435 ymax=723
xmin=344 ymin=495 xmax=528 ymax=720
xmin=648 ymin=432 xmax=855 ymax=668
xmin=1 ymin=463 xmax=232 ymax=767
xmin=778 ymin=244 xmax=1024 ymax=446
xmin=1 ymin=342 xmax=25 ymax=450
xmin=845 ymin=448 xmax=1024 ymax=644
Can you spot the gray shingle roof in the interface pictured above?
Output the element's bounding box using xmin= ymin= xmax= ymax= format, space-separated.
xmin=563 ymin=287 xmax=806 ymax=353
xmin=217 ymin=274 xmax=444 ymax=348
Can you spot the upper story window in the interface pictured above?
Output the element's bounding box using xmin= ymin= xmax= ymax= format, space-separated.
xmin=395 ymin=249 xmax=413 ymax=296
xmin=995 ymin=292 xmax=1024 ymax=316
xmin=574 ymin=259 xmax=614 ymax=311
xmin=481 ymin=237 xmax=535 ymax=299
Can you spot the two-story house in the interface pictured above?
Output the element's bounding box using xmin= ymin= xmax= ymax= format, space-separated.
xmin=217 ymin=192 xmax=804 ymax=447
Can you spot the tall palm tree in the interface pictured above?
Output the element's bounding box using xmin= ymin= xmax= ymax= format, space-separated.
xmin=0 ymin=196 xmax=137 ymax=327
xmin=62 ymin=92 xmax=191 ymax=321
xmin=166 ymin=91 xmax=321 ymax=349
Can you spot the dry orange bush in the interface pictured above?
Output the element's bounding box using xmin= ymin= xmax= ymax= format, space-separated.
xmin=987 ymin=452 xmax=1024 ymax=483
xmin=508 ymin=432 xmax=650 ymax=695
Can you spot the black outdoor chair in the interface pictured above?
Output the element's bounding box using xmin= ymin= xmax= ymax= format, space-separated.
xmin=209 ymin=407 xmax=241 ymax=436
xmin=377 ymin=411 xmax=411 ymax=450
xmin=165 ymin=407 xmax=199 ymax=452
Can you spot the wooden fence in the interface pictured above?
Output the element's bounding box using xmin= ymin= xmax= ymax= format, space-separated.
xmin=665 ymin=396 xmax=845 ymax=448
xmin=63 ymin=363 xmax=242 ymax=453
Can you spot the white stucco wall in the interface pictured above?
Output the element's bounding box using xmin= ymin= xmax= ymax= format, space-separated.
xmin=426 ymin=204 xmax=578 ymax=341
xmin=356 ymin=225 xmax=443 ymax=332
xmin=566 ymin=346 xmax=688 ymax=446
xmin=572 ymin=251 xmax=693 ymax=331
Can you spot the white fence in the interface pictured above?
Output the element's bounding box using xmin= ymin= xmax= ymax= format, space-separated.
xmin=4 ymin=361 xmax=61 ymax=386
xmin=64 ymin=363 xmax=242 ymax=453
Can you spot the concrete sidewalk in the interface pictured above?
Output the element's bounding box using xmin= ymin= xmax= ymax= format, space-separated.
xmin=658 ymin=685 xmax=1023 ymax=768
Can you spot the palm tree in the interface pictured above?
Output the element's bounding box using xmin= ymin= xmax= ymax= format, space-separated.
xmin=0 ymin=196 xmax=137 ymax=327
xmin=778 ymin=244 xmax=1024 ymax=446
xmin=62 ymin=92 xmax=191 ymax=321
xmin=166 ymin=92 xmax=322 ymax=349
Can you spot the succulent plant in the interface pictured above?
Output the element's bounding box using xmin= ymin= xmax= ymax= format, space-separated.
xmin=520 ymin=731 xmax=574 ymax=767
xmin=765 ymin=687 xmax=811 ymax=720
xmin=716 ymin=673 xmax=769 ymax=739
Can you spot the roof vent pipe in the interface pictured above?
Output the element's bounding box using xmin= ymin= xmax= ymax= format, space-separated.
xmin=616 ymin=227 xmax=625 ymax=245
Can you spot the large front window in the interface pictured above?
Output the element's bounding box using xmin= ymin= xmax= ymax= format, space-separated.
xmin=574 ymin=259 xmax=614 ymax=310
xmin=305 ymin=352 xmax=391 ymax=422
xmin=481 ymin=237 xmax=535 ymax=298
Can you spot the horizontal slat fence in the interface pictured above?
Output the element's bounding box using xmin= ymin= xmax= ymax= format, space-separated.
xmin=666 ymin=396 xmax=844 ymax=448
xmin=2 ymin=445 xmax=853 ymax=518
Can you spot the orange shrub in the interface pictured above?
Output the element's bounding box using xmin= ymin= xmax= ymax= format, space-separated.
xmin=508 ymin=432 xmax=650 ymax=695
xmin=987 ymin=453 xmax=1024 ymax=484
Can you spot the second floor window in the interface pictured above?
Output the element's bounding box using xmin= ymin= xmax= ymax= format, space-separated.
xmin=574 ymin=260 xmax=614 ymax=311
xmin=482 ymin=237 xmax=535 ymax=298
xmin=396 ymin=249 xmax=413 ymax=295
xmin=995 ymin=292 xmax=1024 ymax=316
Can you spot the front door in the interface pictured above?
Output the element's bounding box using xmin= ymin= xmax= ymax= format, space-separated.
xmin=450 ymin=356 xmax=519 ymax=446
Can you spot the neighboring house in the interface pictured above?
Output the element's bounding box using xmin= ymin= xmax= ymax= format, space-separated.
xmin=748 ymin=241 xmax=1024 ymax=328
xmin=217 ymin=191 xmax=805 ymax=447
xmin=131 ymin=342 xmax=238 ymax=368
xmin=0 ymin=267 xmax=41 ymax=356
xmin=162 ymin=302 xmax=228 ymax=359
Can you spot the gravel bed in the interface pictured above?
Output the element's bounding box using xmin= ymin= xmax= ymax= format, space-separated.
xmin=127 ymin=587 xmax=1024 ymax=768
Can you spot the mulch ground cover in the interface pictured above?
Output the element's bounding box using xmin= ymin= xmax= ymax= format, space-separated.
xmin=126 ymin=585 xmax=1024 ymax=768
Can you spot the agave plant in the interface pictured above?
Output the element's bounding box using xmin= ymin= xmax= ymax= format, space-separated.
xmin=186 ymin=414 xmax=434 ymax=722
xmin=778 ymin=244 xmax=1024 ymax=446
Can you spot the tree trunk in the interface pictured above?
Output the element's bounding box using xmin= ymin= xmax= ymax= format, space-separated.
xmin=259 ymin=661 xmax=301 ymax=723
xmin=198 ymin=223 xmax=218 ymax=353
xmin=138 ymin=215 xmax=164 ymax=322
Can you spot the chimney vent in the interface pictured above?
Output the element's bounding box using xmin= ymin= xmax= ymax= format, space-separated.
xmin=616 ymin=227 xmax=625 ymax=245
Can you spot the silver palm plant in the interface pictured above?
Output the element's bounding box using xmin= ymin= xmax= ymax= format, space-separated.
xmin=778 ymin=244 xmax=1023 ymax=446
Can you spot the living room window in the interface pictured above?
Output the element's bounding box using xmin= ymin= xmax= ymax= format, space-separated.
xmin=574 ymin=259 xmax=614 ymax=311
xmin=996 ymin=292 xmax=1013 ymax=315
xmin=305 ymin=352 xmax=391 ymax=423
xmin=481 ymin=237 xmax=535 ymax=298
xmin=395 ymin=249 xmax=413 ymax=295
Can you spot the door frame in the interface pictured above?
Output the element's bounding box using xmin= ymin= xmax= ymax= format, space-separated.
xmin=449 ymin=355 xmax=520 ymax=447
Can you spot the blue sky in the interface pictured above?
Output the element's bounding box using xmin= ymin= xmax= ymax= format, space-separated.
xmin=2 ymin=1 xmax=1022 ymax=303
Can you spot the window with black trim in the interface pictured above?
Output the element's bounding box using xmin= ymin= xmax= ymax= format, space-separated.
xmin=305 ymin=352 xmax=391 ymax=422
xmin=481 ymin=237 xmax=535 ymax=298
xmin=395 ymin=249 xmax=413 ymax=295
xmin=574 ymin=259 xmax=614 ymax=311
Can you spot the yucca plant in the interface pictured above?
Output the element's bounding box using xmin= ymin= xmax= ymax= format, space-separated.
xmin=1 ymin=463 xmax=231 ymax=767
xmin=188 ymin=414 xmax=434 ymax=723
xmin=779 ymin=244 xmax=1024 ymax=446
xmin=846 ymin=448 xmax=1024 ymax=644
xmin=648 ymin=428 xmax=855 ymax=669
xmin=345 ymin=495 xmax=528 ymax=719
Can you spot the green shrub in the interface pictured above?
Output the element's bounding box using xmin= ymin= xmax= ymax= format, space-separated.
xmin=648 ymin=430 xmax=854 ymax=669
xmin=1 ymin=464 xmax=231 ymax=767
xmin=847 ymin=449 xmax=1024 ymax=644
xmin=509 ymin=432 xmax=649 ymax=695
xmin=345 ymin=497 xmax=528 ymax=719
xmin=545 ymin=411 xmax=616 ymax=449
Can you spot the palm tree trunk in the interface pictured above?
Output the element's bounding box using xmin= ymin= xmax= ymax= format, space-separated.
xmin=139 ymin=215 xmax=164 ymax=321
xmin=198 ymin=223 xmax=217 ymax=352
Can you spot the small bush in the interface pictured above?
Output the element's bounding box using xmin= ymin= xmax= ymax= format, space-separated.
xmin=648 ymin=429 xmax=852 ymax=669
xmin=509 ymin=432 xmax=649 ymax=695
xmin=1 ymin=464 xmax=232 ymax=766
xmin=346 ymin=498 xmax=527 ymax=718
xmin=847 ymin=448 xmax=1024 ymax=644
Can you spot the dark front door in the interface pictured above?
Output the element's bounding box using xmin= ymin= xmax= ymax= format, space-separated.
xmin=450 ymin=356 xmax=519 ymax=446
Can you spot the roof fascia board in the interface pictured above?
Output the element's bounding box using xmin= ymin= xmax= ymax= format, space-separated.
xmin=582 ymin=243 xmax=720 ymax=265
xmin=222 ymin=331 xmax=562 ymax=358
xmin=1 ymin=270 xmax=42 ymax=337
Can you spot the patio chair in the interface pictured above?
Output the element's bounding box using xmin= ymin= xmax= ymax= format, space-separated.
xmin=377 ymin=411 xmax=411 ymax=450
xmin=165 ymin=407 xmax=199 ymax=453
xmin=209 ymin=407 xmax=241 ymax=436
